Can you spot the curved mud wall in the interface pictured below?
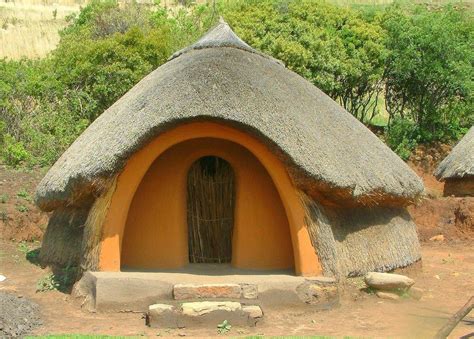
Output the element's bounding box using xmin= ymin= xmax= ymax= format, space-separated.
xmin=98 ymin=122 xmax=321 ymax=275
xmin=121 ymin=138 xmax=294 ymax=270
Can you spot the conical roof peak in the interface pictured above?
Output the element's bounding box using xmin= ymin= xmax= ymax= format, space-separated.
xmin=170 ymin=18 xmax=258 ymax=60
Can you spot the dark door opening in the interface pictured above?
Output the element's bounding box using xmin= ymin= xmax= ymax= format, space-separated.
xmin=187 ymin=156 xmax=235 ymax=264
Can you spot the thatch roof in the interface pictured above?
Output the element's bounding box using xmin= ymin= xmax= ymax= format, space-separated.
xmin=435 ymin=127 xmax=474 ymax=180
xmin=35 ymin=21 xmax=423 ymax=211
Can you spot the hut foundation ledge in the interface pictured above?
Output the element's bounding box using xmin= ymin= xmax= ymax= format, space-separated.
xmin=72 ymin=269 xmax=339 ymax=313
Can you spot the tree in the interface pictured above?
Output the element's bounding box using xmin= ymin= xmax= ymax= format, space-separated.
xmin=223 ymin=0 xmax=388 ymax=123
xmin=382 ymin=4 xmax=473 ymax=144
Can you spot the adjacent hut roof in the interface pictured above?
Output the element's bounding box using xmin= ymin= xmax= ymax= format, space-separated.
xmin=435 ymin=127 xmax=474 ymax=180
xmin=36 ymin=21 xmax=423 ymax=211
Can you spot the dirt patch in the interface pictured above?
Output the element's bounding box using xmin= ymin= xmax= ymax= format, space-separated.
xmin=409 ymin=197 xmax=474 ymax=241
xmin=0 ymin=291 xmax=42 ymax=337
xmin=1 ymin=239 xmax=473 ymax=337
xmin=0 ymin=166 xmax=49 ymax=242
xmin=407 ymin=143 xmax=473 ymax=242
xmin=407 ymin=142 xmax=452 ymax=198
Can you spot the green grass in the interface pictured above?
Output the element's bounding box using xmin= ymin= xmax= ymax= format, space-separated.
xmin=328 ymin=0 xmax=472 ymax=4
xmin=17 ymin=204 xmax=29 ymax=212
xmin=17 ymin=188 xmax=32 ymax=201
xmin=0 ymin=194 xmax=8 ymax=203
xmin=18 ymin=241 xmax=30 ymax=253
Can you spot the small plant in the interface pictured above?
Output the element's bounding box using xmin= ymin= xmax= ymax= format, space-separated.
xmin=350 ymin=276 xmax=366 ymax=289
xmin=18 ymin=241 xmax=30 ymax=254
xmin=17 ymin=204 xmax=29 ymax=213
xmin=217 ymin=320 xmax=231 ymax=334
xmin=0 ymin=194 xmax=8 ymax=203
xmin=36 ymin=273 xmax=60 ymax=292
xmin=399 ymin=289 xmax=411 ymax=299
xmin=53 ymin=9 xmax=58 ymax=20
xmin=0 ymin=210 xmax=7 ymax=222
xmin=60 ymin=264 xmax=79 ymax=288
xmin=26 ymin=248 xmax=41 ymax=264
xmin=17 ymin=188 xmax=31 ymax=201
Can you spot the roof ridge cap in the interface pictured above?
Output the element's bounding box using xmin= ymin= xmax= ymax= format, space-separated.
xmin=168 ymin=19 xmax=284 ymax=66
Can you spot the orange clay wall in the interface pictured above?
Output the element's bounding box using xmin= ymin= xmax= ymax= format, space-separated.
xmin=121 ymin=138 xmax=294 ymax=270
xmin=98 ymin=122 xmax=321 ymax=276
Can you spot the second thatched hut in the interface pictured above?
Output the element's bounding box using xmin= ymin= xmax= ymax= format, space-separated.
xmin=435 ymin=127 xmax=474 ymax=197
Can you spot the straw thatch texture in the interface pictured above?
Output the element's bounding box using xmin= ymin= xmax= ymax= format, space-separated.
xmin=435 ymin=127 xmax=474 ymax=180
xmin=39 ymin=205 xmax=90 ymax=267
xmin=80 ymin=177 xmax=117 ymax=271
xmin=303 ymin=194 xmax=421 ymax=277
xmin=36 ymin=21 xmax=423 ymax=212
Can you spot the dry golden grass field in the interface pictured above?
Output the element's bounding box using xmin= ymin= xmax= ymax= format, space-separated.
xmin=0 ymin=0 xmax=197 ymax=59
xmin=0 ymin=1 xmax=79 ymax=59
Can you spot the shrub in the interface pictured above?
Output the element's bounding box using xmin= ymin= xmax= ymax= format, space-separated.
xmin=382 ymin=4 xmax=473 ymax=145
xmin=36 ymin=273 xmax=60 ymax=292
xmin=385 ymin=118 xmax=418 ymax=160
xmin=0 ymin=0 xmax=211 ymax=167
xmin=1 ymin=134 xmax=30 ymax=167
xmin=223 ymin=0 xmax=388 ymax=123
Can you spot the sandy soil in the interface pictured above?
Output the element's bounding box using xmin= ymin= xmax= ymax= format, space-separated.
xmin=0 ymin=239 xmax=472 ymax=337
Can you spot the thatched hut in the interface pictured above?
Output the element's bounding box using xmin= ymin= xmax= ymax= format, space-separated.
xmin=35 ymin=21 xmax=423 ymax=278
xmin=435 ymin=127 xmax=474 ymax=197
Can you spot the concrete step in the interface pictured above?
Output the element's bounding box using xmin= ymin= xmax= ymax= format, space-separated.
xmin=147 ymin=301 xmax=263 ymax=328
xmin=172 ymin=283 xmax=258 ymax=300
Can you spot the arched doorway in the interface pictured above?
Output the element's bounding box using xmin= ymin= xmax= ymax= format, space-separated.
xmin=187 ymin=156 xmax=235 ymax=264
xmin=119 ymin=137 xmax=296 ymax=271
xmin=105 ymin=122 xmax=322 ymax=275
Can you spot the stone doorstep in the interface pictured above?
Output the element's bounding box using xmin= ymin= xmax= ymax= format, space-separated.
xmin=173 ymin=283 xmax=258 ymax=300
xmin=181 ymin=301 xmax=242 ymax=316
xmin=147 ymin=301 xmax=263 ymax=328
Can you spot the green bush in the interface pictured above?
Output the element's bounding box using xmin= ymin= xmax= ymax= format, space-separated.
xmin=385 ymin=118 xmax=418 ymax=161
xmin=2 ymin=134 xmax=30 ymax=167
xmin=223 ymin=0 xmax=388 ymax=123
xmin=0 ymin=0 xmax=217 ymax=167
xmin=382 ymin=4 xmax=473 ymax=146
xmin=36 ymin=273 xmax=60 ymax=292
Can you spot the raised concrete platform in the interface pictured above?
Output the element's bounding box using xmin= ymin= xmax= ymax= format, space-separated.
xmin=73 ymin=265 xmax=338 ymax=312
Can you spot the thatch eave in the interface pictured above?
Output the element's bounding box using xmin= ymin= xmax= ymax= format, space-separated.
xmin=36 ymin=22 xmax=424 ymax=211
xmin=435 ymin=127 xmax=474 ymax=181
